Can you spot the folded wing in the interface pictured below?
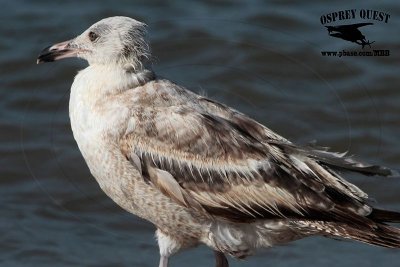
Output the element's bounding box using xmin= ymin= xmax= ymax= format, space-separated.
xmin=120 ymin=97 xmax=378 ymax=223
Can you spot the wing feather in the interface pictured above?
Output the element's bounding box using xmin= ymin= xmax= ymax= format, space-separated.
xmin=119 ymin=97 xmax=372 ymax=222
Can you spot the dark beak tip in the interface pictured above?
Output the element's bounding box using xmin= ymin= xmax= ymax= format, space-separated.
xmin=37 ymin=45 xmax=53 ymax=64
xmin=36 ymin=55 xmax=51 ymax=64
xmin=36 ymin=58 xmax=47 ymax=64
xmin=37 ymin=40 xmax=77 ymax=64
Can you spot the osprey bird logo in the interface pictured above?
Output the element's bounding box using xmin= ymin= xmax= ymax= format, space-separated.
xmin=325 ymin=23 xmax=375 ymax=48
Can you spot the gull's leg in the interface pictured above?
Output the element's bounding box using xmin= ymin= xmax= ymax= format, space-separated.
xmin=159 ymin=256 xmax=169 ymax=267
xmin=156 ymin=229 xmax=181 ymax=267
xmin=214 ymin=251 xmax=229 ymax=267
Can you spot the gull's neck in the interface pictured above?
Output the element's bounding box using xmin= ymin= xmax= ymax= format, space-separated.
xmin=73 ymin=64 xmax=155 ymax=97
xmin=69 ymin=64 xmax=155 ymax=135
xmin=69 ymin=63 xmax=155 ymax=143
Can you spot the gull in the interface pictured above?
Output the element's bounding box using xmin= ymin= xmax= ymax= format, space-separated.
xmin=37 ymin=16 xmax=400 ymax=267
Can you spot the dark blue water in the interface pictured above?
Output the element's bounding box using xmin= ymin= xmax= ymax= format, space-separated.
xmin=1 ymin=0 xmax=400 ymax=266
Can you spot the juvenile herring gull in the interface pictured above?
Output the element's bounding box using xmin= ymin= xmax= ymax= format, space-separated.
xmin=37 ymin=16 xmax=400 ymax=267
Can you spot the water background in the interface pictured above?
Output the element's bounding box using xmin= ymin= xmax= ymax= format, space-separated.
xmin=1 ymin=0 xmax=400 ymax=266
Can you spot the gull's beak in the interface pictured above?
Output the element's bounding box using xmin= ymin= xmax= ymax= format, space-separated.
xmin=37 ymin=39 xmax=78 ymax=64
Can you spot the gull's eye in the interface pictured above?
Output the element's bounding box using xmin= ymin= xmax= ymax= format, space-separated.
xmin=88 ymin=31 xmax=99 ymax=42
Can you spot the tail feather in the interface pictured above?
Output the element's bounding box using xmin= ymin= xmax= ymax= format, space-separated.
xmin=339 ymin=224 xmax=400 ymax=248
xmin=309 ymin=221 xmax=400 ymax=248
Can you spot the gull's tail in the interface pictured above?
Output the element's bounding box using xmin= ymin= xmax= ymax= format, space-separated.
xmin=308 ymin=217 xmax=400 ymax=248
xmin=303 ymin=146 xmax=400 ymax=248
xmin=333 ymin=223 xmax=400 ymax=248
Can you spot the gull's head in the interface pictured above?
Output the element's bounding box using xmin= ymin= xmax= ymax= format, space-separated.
xmin=37 ymin=16 xmax=150 ymax=69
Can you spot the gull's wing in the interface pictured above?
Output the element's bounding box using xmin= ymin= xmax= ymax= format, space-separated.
xmin=197 ymin=96 xmax=395 ymax=177
xmin=119 ymin=82 xmax=389 ymax=223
